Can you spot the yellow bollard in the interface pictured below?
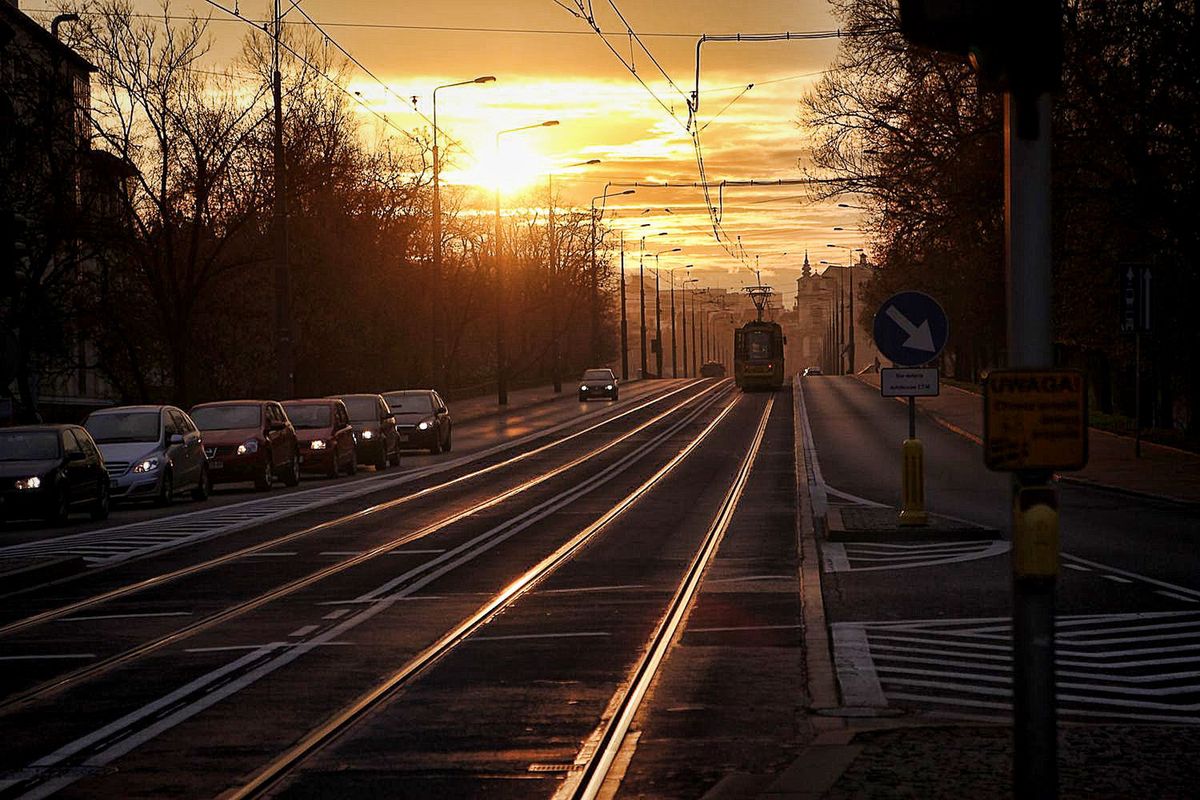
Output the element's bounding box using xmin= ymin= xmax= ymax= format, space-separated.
xmin=1013 ymin=486 xmax=1059 ymax=578
xmin=899 ymin=438 xmax=928 ymax=526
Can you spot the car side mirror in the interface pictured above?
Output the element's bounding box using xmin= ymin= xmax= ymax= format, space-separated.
xmin=169 ymin=433 xmax=184 ymax=445
xmin=384 ymin=412 xmax=395 ymax=420
xmin=437 ymin=407 xmax=447 ymax=415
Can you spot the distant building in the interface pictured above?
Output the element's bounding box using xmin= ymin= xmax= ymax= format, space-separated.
xmin=1 ymin=0 xmax=131 ymax=422
xmin=791 ymin=252 xmax=880 ymax=375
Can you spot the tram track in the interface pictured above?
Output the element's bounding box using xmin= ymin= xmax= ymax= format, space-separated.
xmin=0 ymin=381 xmax=731 ymax=719
xmin=0 ymin=384 xmax=742 ymax=800
xmin=219 ymin=390 xmax=754 ymax=800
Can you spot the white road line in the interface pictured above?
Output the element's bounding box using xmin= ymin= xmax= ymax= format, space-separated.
xmin=832 ymin=625 xmax=888 ymax=708
xmin=1103 ymin=574 xmax=1134 ymax=584
xmin=707 ymin=574 xmax=794 ymax=583
xmin=0 ymin=654 xmax=96 ymax=662
xmin=540 ymin=584 xmax=649 ymax=594
xmin=1156 ymin=591 xmax=1200 ymax=604
xmin=183 ymin=643 xmax=353 ymax=654
xmin=389 ymin=548 xmax=447 ymax=555
xmin=688 ymin=623 xmax=802 ymax=634
xmin=242 ymin=552 xmax=297 ymax=557
xmin=58 ymin=612 xmax=192 ymax=622
xmin=321 ymin=609 xmax=350 ymax=620
xmin=289 ymin=625 xmax=319 ymax=637
xmin=1063 ymin=553 xmax=1200 ymax=600
xmin=825 ymin=486 xmax=888 ymax=508
xmin=469 ymin=632 xmax=611 ymax=643
xmin=318 ymin=551 xmax=364 ymax=556
xmin=1064 ymin=563 xmax=1091 ymax=572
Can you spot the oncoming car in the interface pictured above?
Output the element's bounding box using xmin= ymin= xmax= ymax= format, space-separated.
xmin=84 ymin=405 xmax=209 ymax=505
xmin=383 ymin=390 xmax=452 ymax=455
xmin=578 ymin=369 xmax=619 ymax=402
xmin=700 ymin=361 xmax=726 ymax=378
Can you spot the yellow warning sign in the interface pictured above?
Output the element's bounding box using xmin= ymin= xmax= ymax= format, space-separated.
xmin=984 ymin=369 xmax=1088 ymax=472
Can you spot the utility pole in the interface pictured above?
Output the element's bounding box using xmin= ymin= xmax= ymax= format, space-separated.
xmin=548 ymin=175 xmax=561 ymax=394
xmin=681 ymin=279 xmax=689 ymax=377
xmin=620 ymin=233 xmax=628 ymax=380
xmin=639 ymin=255 xmax=647 ymax=379
xmin=271 ymin=0 xmax=293 ymax=399
xmin=669 ymin=272 xmax=677 ymax=377
xmin=654 ymin=269 xmax=663 ymax=377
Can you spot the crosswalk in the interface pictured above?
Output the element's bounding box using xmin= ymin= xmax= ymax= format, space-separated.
xmin=822 ymin=540 xmax=1010 ymax=572
xmin=833 ymin=611 xmax=1200 ymax=723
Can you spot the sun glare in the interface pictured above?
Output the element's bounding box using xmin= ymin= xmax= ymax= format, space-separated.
xmin=449 ymin=138 xmax=551 ymax=196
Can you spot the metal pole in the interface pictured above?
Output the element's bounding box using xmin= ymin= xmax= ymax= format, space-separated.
xmin=681 ymin=283 xmax=688 ymax=377
xmin=691 ymin=292 xmax=698 ymax=375
xmin=639 ymin=254 xmax=647 ymax=379
xmin=620 ymin=234 xmax=628 ymax=381
xmin=549 ymin=174 xmax=561 ymax=394
xmin=1006 ymin=90 xmax=1056 ymax=800
xmin=271 ymin=0 xmax=293 ymax=399
xmin=848 ymin=264 xmax=856 ymax=375
xmin=431 ymin=96 xmax=444 ymax=396
xmin=699 ymin=301 xmax=705 ymax=362
xmin=670 ymin=273 xmax=677 ymax=377
xmin=1135 ymin=332 xmax=1142 ymax=458
xmin=590 ymin=205 xmax=600 ymax=365
xmin=494 ymin=153 xmax=507 ymax=406
xmin=654 ymin=267 xmax=663 ymax=378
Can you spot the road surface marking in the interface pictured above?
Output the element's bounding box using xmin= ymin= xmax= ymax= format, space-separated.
xmin=389 ymin=548 xmax=447 ymax=554
xmin=1156 ymin=591 xmax=1200 ymax=604
xmin=469 ymin=631 xmax=611 ymax=642
xmin=322 ymin=609 xmax=350 ymax=620
xmin=183 ymin=642 xmax=353 ymax=654
xmin=688 ymin=623 xmax=802 ymax=633
xmin=1064 ymin=553 xmax=1200 ymax=600
xmin=243 ymin=552 xmax=297 ymax=557
xmin=825 ymin=541 xmax=1008 ymax=572
xmin=540 ymin=584 xmax=649 ymax=594
xmin=1103 ymin=574 xmax=1133 ymax=584
xmin=289 ymin=625 xmax=319 ymax=637
xmin=832 ymin=624 xmax=888 ymax=708
xmin=1064 ymin=563 xmax=1091 ymax=572
xmin=0 ymin=654 xmax=96 ymax=662
xmin=58 ymin=612 xmax=192 ymax=622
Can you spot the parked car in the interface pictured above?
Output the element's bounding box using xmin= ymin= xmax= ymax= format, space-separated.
xmin=84 ymin=405 xmax=209 ymax=505
xmin=189 ymin=401 xmax=300 ymax=490
xmin=333 ymin=394 xmax=400 ymax=470
xmin=0 ymin=425 xmax=109 ymax=524
xmin=700 ymin=361 xmax=727 ymax=378
xmin=383 ymin=390 xmax=452 ymax=455
xmin=803 ymin=366 xmax=823 ymax=377
xmin=282 ymin=399 xmax=357 ymax=478
xmin=579 ymin=368 xmax=619 ymax=401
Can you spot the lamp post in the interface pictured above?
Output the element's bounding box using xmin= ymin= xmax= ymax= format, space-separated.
xmin=638 ymin=232 xmax=667 ymax=379
xmin=495 ymin=119 xmax=558 ymax=407
xmin=590 ymin=187 xmax=636 ymax=366
xmin=652 ymin=247 xmax=681 ymax=379
xmin=622 ymin=223 xmax=651 ymax=380
xmin=547 ymin=159 xmax=600 ymax=393
xmin=828 ymin=243 xmax=865 ymax=374
xmin=432 ymin=75 xmax=494 ymax=396
xmin=820 ymin=259 xmax=846 ymax=374
xmin=683 ymin=276 xmax=698 ymax=376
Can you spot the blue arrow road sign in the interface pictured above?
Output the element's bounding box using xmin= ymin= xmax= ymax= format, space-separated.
xmin=872 ymin=291 xmax=949 ymax=367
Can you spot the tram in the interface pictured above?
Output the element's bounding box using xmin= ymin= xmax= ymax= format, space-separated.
xmin=733 ymin=284 xmax=786 ymax=391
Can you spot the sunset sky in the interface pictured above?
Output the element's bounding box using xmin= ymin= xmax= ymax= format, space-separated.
xmin=107 ymin=0 xmax=866 ymax=301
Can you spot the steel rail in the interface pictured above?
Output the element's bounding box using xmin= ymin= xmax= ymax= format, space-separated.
xmin=0 ymin=383 xmax=731 ymax=716
xmin=0 ymin=380 xmax=711 ymax=635
xmin=567 ymin=394 xmax=775 ymax=800
xmin=221 ymin=393 xmax=747 ymax=800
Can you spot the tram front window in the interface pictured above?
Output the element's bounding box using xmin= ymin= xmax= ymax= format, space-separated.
xmin=747 ymin=330 xmax=773 ymax=360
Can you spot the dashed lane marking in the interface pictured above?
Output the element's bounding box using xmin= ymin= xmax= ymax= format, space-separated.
xmin=0 ymin=654 xmax=96 ymax=662
xmin=58 ymin=612 xmax=192 ymax=623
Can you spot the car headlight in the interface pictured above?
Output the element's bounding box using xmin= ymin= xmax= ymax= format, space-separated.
xmin=309 ymin=439 xmax=326 ymax=450
xmin=606 ymin=384 xmax=614 ymax=390
xmin=580 ymin=385 xmax=589 ymax=391
xmin=418 ymin=421 xmax=431 ymax=431
xmin=361 ymin=430 xmax=374 ymax=440
xmin=131 ymin=458 xmax=160 ymax=473
xmin=14 ymin=476 xmax=41 ymax=490
xmin=237 ymin=439 xmax=259 ymax=456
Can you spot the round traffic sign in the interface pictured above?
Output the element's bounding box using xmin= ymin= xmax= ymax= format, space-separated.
xmin=872 ymin=291 xmax=949 ymax=367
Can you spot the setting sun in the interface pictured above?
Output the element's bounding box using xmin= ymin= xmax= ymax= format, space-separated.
xmin=447 ymin=134 xmax=555 ymax=195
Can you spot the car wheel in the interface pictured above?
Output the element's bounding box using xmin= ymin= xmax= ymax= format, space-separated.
xmin=429 ymin=428 xmax=442 ymax=455
xmin=90 ymin=482 xmax=110 ymax=521
xmin=192 ymin=465 xmax=211 ymax=501
xmin=154 ymin=471 xmax=174 ymax=507
xmin=346 ymin=449 xmax=357 ymax=476
xmin=389 ymin=440 xmax=401 ymax=466
xmin=374 ymin=445 xmax=387 ymax=471
xmin=327 ymin=452 xmax=340 ymax=479
xmin=443 ymin=426 xmax=452 ymax=453
xmin=612 ymin=391 xmax=619 ymax=401
xmin=254 ymin=458 xmax=273 ymax=491
xmin=45 ymin=482 xmax=70 ymax=525
xmin=282 ymin=451 xmax=300 ymax=487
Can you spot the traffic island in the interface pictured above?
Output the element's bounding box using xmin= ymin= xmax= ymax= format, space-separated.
xmin=825 ymin=506 xmax=1001 ymax=542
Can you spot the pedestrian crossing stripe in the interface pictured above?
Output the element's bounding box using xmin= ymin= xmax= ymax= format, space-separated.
xmin=823 ymin=540 xmax=1009 ymax=572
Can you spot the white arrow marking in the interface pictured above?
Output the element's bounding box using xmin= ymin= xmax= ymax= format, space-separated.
xmin=886 ymin=305 xmax=936 ymax=352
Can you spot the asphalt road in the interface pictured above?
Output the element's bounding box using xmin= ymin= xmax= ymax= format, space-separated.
xmin=800 ymin=376 xmax=1200 ymax=725
xmin=0 ymin=380 xmax=810 ymax=800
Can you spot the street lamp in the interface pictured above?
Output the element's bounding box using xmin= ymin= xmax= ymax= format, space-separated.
xmin=683 ymin=275 xmax=698 ymax=376
xmin=546 ymin=159 xmax=601 ymax=393
xmin=652 ymin=247 xmax=681 ymax=378
xmin=638 ymin=231 xmax=667 ymax=379
xmin=620 ymin=223 xmax=651 ymax=380
xmin=590 ymin=186 xmax=636 ymax=366
xmin=494 ymin=119 xmax=557 ymax=406
xmin=432 ymin=75 xmax=494 ymax=396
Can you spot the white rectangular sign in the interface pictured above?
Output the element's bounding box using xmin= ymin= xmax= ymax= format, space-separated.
xmin=880 ymin=367 xmax=940 ymax=398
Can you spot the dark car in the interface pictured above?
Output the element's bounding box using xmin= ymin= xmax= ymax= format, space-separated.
xmin=334 ymin=394 xmax=400 ymax=470
xmin=579 ymin=368 xmax=619 ymax=401
xmin=189 ymin=401 xmax=300 ymax=491
xmin=283 ymin=399 xmax=357 ymax=478
xmin=84 ymin=405 xmax=209 ymax=505
xmin=700 ymin=361 xmax=727 ymax=378
xmin=383 ymin=390 xmax=452 ymax=455
xmin=0 ymin=425 xmax=109 ymax=524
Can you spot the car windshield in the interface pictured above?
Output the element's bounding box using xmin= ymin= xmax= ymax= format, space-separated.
xmin=190 ymin=405 xmax=261 ymax=431
xmin=583 ymin=370 xmax=614 ymax=381
xmin=283 ymin=404 xmax=331 ymax=429
xmin=384 ymin=393 xmax=433 ymax=414
xmin=0 ymin=431 xmax=60 ymax=461
xmin=341 ymin=397 xmax=379 ymax=422
xmin=85 ymin=411 xmax=161 ymax=444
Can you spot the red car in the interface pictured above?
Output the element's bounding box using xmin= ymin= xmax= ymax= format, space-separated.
xmin=282 ymin=399 xmax=357 ymax=478
xmin=189 ymin=400 xmax=300 ymax=491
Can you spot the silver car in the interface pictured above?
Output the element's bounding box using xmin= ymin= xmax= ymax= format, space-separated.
xmin=83 ymin=405 xmax=210 ymax=505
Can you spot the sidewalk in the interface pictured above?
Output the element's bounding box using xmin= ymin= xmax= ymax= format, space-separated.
xmin=855 ymin=373 xmax=1200 ymax=504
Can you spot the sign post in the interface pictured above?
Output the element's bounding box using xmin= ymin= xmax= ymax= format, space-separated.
xmin=1121 ymin=264 xmax=1153 ymax=457
xmin=872 ymin=292 xmax=949 ymax=527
